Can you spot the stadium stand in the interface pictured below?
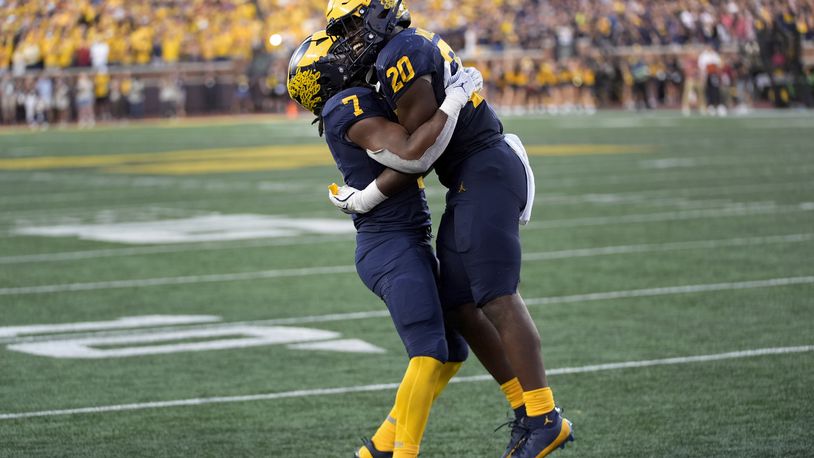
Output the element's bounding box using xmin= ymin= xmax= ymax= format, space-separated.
xmin=1 ymin=0 xmax=813 ymax=126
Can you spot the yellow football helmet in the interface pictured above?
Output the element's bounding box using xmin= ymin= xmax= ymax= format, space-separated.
xmin=287 ymin=30 xmax=352 ymax=115
xmin=325 ymin=0 xmax=409 ymax=27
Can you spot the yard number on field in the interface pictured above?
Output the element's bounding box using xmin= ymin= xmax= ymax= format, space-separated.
xmin=2 ymin=315 xmax=385 ymax=358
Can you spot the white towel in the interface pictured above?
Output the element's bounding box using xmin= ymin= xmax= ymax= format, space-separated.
xmin=504 ymin=133 xmax=535 ymax=225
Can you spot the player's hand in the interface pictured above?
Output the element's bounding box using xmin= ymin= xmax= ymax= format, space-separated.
xmin=460 ymin=66 xmax=483 ymax=95
xmin=327 ymin=181 xmax=388 ymax=215
xmin=328 ymin=184 xmax=362 ymax=214
xmin=443 ymin=60 xmax=460 ymax=88
xmin=441 ymin=63 xmax=483 ymax=116
xmin=443 ymin=61 xmax=483 ymax=96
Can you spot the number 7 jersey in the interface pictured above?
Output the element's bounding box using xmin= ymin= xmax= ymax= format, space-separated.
xmin=375 ymin=27 xmax=505 ymax=188
xmin=321 ymin=86 xmax=431 ymax=233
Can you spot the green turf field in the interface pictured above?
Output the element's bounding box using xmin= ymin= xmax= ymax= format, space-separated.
xmin=1 ymin=112 xmax=812 ymax=457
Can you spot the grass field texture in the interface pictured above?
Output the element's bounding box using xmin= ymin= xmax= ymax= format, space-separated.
xmin=1 ymin=112 xmax=812 ymax=457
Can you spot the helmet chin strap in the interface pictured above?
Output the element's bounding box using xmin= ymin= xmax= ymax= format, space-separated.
xmin=364 ymin=66 xmax=377 ymax=86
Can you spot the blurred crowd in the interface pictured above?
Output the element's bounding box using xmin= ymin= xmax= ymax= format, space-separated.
xmin=0 ymin=0 xmax=272 ymax=72
xmin=477 ymin=38 xmax=814 ymax=115
xmin=1 ymin=0 xmax=813 ymax=127
xmin=429 ymin=0 xmax=814 ymax=50
xmin=0 ymin=71 xmax=189 ymax=128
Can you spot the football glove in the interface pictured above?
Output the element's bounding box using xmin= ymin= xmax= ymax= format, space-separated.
xmin=440 ymin=62 xmax=483 ymax=117
xmin=328 ymin=181 xmax=388 ymax=214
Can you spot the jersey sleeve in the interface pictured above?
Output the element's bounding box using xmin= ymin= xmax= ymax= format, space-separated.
xmin=375 ymin=32 xmax=443 ymax=109
xmin=322 ymin=87 xmax=391 ymax=140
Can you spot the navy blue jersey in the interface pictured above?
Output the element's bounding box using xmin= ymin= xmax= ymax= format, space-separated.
xmin=322 ymin=86 xmax=431 ymax=233
xmin=375 ymin=28 xmax=504 ymax=188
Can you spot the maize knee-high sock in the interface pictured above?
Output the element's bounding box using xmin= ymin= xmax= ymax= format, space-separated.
xmin=393 ymin=356 xmax=443 ymax=458
xmin=365 ymin=361 xmax=461 ymax=456
xmin=432 ymin=361 xmax=463 ymax=400
xmin=500 ymin=377 xmax=526 ymax=410
xmin=366 ymin=407 xmax=397 ymax=453
xmin=524 ymin=386 xmax=556 ymax=419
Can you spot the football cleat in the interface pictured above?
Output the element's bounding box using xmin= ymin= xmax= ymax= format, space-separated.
xmin=497 ymin=415 xmax=529 ymax=458
xmin=354 ymin=438 xmax=393 ymax=458
xmin=510 ymin=409 xmax=574 ymax=458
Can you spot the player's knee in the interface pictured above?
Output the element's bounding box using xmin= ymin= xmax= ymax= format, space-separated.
xmin=483 ymin=294 xmax=542 ymax=346
xmin=384 ymin=275 xmax=449 ymax=362
xmin=403 ymin=323 xmax=449 ymax=362
xmin=482 ymin=293 xmax=526 ymax=325
xmin=446 ymin=332 xmax=469 ymax=363
xmin=481 ymin=292 xmax=519 ymax=308
xmin=444 ymin=302 xmax=479 ymax=330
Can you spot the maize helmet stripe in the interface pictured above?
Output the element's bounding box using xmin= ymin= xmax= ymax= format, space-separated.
xmin=287 ymin=31 xmax=337 ymax=115
xmin=325 ymin=0 xmax=372 ymax=23
xmin=288 ymin=31 xmax=334 ymax=72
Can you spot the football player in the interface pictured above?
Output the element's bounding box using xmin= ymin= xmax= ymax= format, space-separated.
xmin=287 ymin=31 xmax=483 ymax=458
xmin=324 ymin=2 xmax=574 ymax=457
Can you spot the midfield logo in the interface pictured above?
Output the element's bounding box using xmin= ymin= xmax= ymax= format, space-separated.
xmin=1 ymin=315 xmax=385 ymax=358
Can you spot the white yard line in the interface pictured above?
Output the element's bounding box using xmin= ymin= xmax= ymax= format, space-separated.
xmin=0 ymin=311 xmax=394 ymax=345
xmin=2 ymin=161 xmax=812 ymax=197
xmin=536 ymin=165 xmax=814 ymax=189
xmin=2 ymin=275 xmax=812 ymax=345
xmin=532 ymin=180 xmax=814 ymax=207
xmin=0 ymin=172 xmax=314 ymax=194
xmin=1 ymin=157 xmax=810 ymax=207
xmin=3 ymin=176 xmax=810 ymax=215
xmin=2 ymin=232 xmax=812 ymax=294
xmin=0 ymin=191 xmax=119 ymax=205
xmin=525 ymin=202 xmax=814 ymax=230
xmin=2 ymin=196 xmax=812 ymax=263
xmin=0 ymin=176 xmax=810 ymax=235
xmin=523 ymin=233 xmax=814 ymax=260
xmin=0 ymin=235 xmax=358 ymax=264
xmin=0 ymin=202 xmax=220 ymax=220
xmin=522 ymin=276 xmax=814 ymax=306
xmin=0 ymin=265 xmax=359 ymax=296
xmin=0 ymin=345 xmax=810 ymax=421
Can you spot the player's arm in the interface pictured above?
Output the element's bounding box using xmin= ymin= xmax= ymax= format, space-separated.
xmin=359 ymin=65 xmax=482 ymax=174
xmin=395 ymin=77 xmax=439 ymax=135
xmin=328 ymin=163 xmax=417 ymax=215
xmin=346 ymin=106 xmax=446 ymax=161
xmin=374 ymin=167 xmax=419 ymax=196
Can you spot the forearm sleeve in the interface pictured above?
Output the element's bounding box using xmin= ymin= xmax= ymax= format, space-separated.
xmin=366 ymin=112 xmax=459 ymax=174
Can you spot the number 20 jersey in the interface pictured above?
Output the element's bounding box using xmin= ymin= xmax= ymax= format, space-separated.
xmin=375 ymin=28 xmax=505 ymax=188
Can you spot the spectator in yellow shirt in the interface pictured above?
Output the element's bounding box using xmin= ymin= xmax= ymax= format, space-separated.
xmin=94 ymin=71 xmax=111 ymax=120
xmin=162 ymin=27 xmax=183 ymax=64
xmin=130 ymin=26 xmax=153 ymax=65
